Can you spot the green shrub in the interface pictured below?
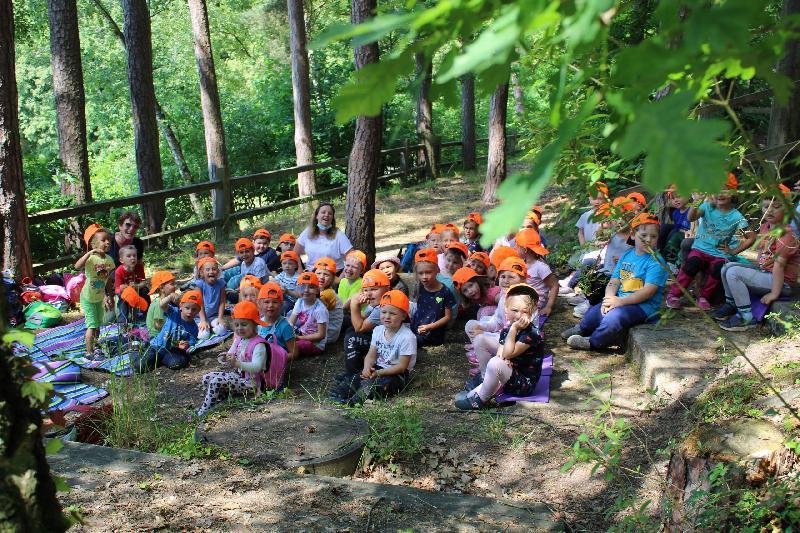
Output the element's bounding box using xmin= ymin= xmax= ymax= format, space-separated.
xmin=348 ymin=401 xmax=424 ymax=464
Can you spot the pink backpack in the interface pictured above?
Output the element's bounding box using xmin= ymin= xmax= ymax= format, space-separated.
xmin=39 ymin=284 xmax=70 ymax=305
xmin=231 ymin=334 xmax=288 ymax=391
xmin=65 ymin=273 xmax=86 ymax=304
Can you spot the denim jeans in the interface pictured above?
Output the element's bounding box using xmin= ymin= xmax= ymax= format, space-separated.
xmin=578 ymin=303 xmax=648 ymax=349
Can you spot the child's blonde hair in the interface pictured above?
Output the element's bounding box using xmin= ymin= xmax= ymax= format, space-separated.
xmin=505 ymin=292 xmax=537 ymax=313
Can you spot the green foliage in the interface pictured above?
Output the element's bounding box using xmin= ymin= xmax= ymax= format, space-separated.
xmin=693 ymin=374 xmax=768 ymax=423
xmin=157 ymin=426 xmax=217 ymax=460
xmin=348 ymin=401 xmax=424 ymax=464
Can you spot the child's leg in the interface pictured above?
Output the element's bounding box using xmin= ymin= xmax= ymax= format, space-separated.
xmin=698 ymin=255 xmax=726 ymax=301
xmin=222 ymin=266 xmax=241 ymax=282
xmin=211 ymin=318 xmax=228 ymax=336
xmin=664 ymin=231 xmax=684 ymax=264
xmin=669 ymin=249 xmax=705 ymax=298
xmin=679 ymin=237 xmax=694 ymax=267
xmin=358 ymin=373 xmax=408 ymax=402
xmin=588 ymin=304 xmax=647 ymax=349
xmin=473 ymin=356 xmax=513 ymax=401
xmin=657 ymin=223 xmax=676 ymax=252
xmin=343 ymin=330 xmax=371 ymax=375
xmin=85 ymin=327 xmax=98 ymax=354
xmin=473 ymin=332 xmax=500 ymax=376
xmin=724 ymin=264 xmax=779 ymax=319
xmin=161 ymin=348 xmax=190 ymax=370
xmin=295 ymin=339 xmax=323 ymax=357
xmin=464 ymin=320 xmax=481 ymax=343
xmin=197 ymin=371 xmax=251 ymax=415
xmin=577 ymin=303 xmax=604 ymax=335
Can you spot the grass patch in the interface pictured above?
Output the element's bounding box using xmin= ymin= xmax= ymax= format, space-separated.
xmin=347 ymin=401 xmax=424 ymax=464
xmin=693 ymin=374 xmax=768 ymax=423
xmin=770 ymin=361 xmax=800 ymax=387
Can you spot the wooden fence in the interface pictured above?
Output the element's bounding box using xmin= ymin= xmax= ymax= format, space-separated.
xmin=28 ymin=134 xmax=518 ymax=274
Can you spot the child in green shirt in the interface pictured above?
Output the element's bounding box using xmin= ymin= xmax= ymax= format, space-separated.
xmin=75 ymin=224 xmax=115 ymax=358
xmin=338 ymin=250 xmax=366 ymax=332
xmin=146 ymin=271 xmax=178 ymax=338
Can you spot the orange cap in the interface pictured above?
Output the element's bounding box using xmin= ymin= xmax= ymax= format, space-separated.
xmin=515 ymin=228 xmax=549 ymax=256
xmin=236 ymin=238 xmax=255 ymax=252
xmin=613 ymin=196 xmax=634 ymax=212
xmin=296 ymin=271 xmax=319 ymax=287
xmin=278 ymin=233 xmax=296 ymax=244
xmin=180 ymin=290 xmax=203 ymax=307
xmin=631 ymin=212 xmax=660 ymax=229
xmin=446 ymin=242 xmax=469 ymax=258
xmin=380 ymin=290 xmax=410 ymax=315
xmin=452 ymin=267 xmax=480 ymax=289
xmin=231 ymin=300 xmax=266 ymax=326
xmin=596 ymin=203 xmax=612 ymax=218
xmin=626 ymin=192 xmax=647 ymax=207
xmin=466 ymin=212 xmax=483 ymax=225
xmin=468 ymin=251 xmax=490 ymax=268
xmin=442 ymin=223 xmax=460 ymax=238
xmin=591 ymin=181 xmax=609 ymax=197
xmin=498 ymin=257 xmax=527 ymax=277
xmin=195 ymin=240 xmax=216 ymax=254
xmin=196 ymin=257 xmax=220 ymax=273
xmin=362 ymin=268 xmax=391 ymax=288
xmin=778 ymin=183 xmax=792 ymax=196
xmin=83 ymin=223 xmax=105 ymax=248
xmin=258 ymin=281 xmax=284 ymax=301
xmin=427 ymin=223 xmax=445 ymax=237
xmin=314 ymin=257 xmax=337 ymax=274
xmin=239 ymin=274 xmax=263 ymax=290
xmin=490 ymin=246 xmax=519 ymax=270
xmin=121 ymin=286 xmax=149 ymax=312
xmin=414 ymin=248 xmax=439 ymax=265
xmin=280 ymin=250 xmax=300 ymax=265
xmin=253 ymin=228 xmax=271 ymax=240
xmin=526 ymin=210 xmax=542 ymax=225
xmin=726 ymin=172 xmax=739 ymax=190
xmin=346 ymin=250 xmax=367 ymax=270
xmin=149 ymin=271 xmax=176 ymax=295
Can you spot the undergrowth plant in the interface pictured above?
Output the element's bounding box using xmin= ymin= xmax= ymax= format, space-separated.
xmin=347 ymin=401 xmax=424 ymax=465
xmin=692 ymin=374 xmax=768 ymax=423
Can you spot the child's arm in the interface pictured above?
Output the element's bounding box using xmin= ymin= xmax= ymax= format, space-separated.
xmin=285 ymin=337 xmax=297 ymax=360
xmin=374 ymin=355 xmax=411 ymax=377
xmin=577 ymin=228 xmax=586 ymax=246
xmin=160 ymin=292 xmax=179 ymax=310
xmin=298 ymin=322 xmax=327 ymax=343
xmin=216 ymin=285 xmax=226 ymax=321
xmin=198 ymin=305 xmax=210 ymax=331
xmin=361 ymin=345 xmax=379 ymax=378
xmin=687 ymin=200 xmax=706 ymax=222
xmin=724 ymin=230 xmax=756 ymax=256
xmin=74 ymin=249 xmax=97 ymax=270
xmin=501 ymin=320 xmax=532 ymax=360
xmin=287 ymin=312 xmax=298 ymax=327
xmin=762 ymin=254 xmax=790 ymax=305
xmin=220 ymin=257 xmax=240 ymax=270
xmin=604 ymin=284 xmax=659 ymax=311
xmin=541 ymin=273 xmax=558 ymax=316
xmin=350 ymin=293 xmax=374 ymax=333
xmin=417 ymin=307 xmax=452 ymax=334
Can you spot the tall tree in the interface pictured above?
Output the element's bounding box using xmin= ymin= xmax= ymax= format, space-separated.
xmin=482 ymin=82 xmax=509 ymax=204
xmin=287 ymin=0 xmax=316 ymax=199
xmin=187 ymin=0 xmax=231 ymax=239
xmin=460 ymin=74 xmax=476 ymax=171
xmin=415 ymin=52 xmax=438 ymax=180
xmin=767 ymin=0 xmax=800 ymax=168
xmin=121 ymin=0 xmax=166 ymax=233
xmin=345 ymin=0 xmax=382 ymax=262
xmin=510 ymin=72 xmax=525 ymax=116
xmin=1 ymin=0 xmax=33 ymax=279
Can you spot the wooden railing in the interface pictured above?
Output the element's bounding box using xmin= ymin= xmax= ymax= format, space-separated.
xmin=29 ymin=133 xmax=518 ymax=273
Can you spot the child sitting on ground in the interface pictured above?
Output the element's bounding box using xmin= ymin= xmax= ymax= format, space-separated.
xmin=444 ymin=242 xmax=469 ymax=277
xmin=196 ymin=301 xmax=270 ymax=416
xmin=338 ymin=250 xmax=366 ymax=330
xmin=288 ymin=272 xmax=328 ymax=357
xmin=467 ymin=251 xmax=491 ymax=277
xmin=75 ymin=224 xmax=115 ymax=358
xmin=657 ymin=189 xmax=691 ymax=268
xmin=114 ymin=244 xmax=148 ymax=323
xmin=453 ymin=267 xmax=496 ymax=320
xmin=190 ymin=241 xmax=216 ymax=283
xmin=276 ymin=250 xmax=301 ymax=315
xmin=315 ymin=257 xmax=344 ymax=345
xmin=224 ymin=238 xmax=269 ymax=291
xmin=337 ymin=290 xmax=417 ymax=405
xmin=561 ymin=213 xmax=668 ymax=351
xmin=146 ymin=271 xmax=177 ymax=338
xmin=257 ymin=282 xmax=296 ymax=361
xmin=277 ymin=233 xmax=297 ymax=254
xmin=456 ymin=284 xmax=544 ymax=410
xmin=522 ymin=207 xmax=547 ymax=248
xmin=713 ymin=188 xmax=800 ymax=330
xmin=372 ymin=256 xmax=409 ymax=296
xmin=254 ymin=229 xmax=281 ymax=274
xmin=515 ymin=228 xmax=557 ymax=319
xmin=238 ymin=275 xmax=262 ymax=304
xmin=666 ymin=174 xmax=755 ymax=310
xmin=488 ymin=246 xmax=518 ymax=281
xmin=411 ymin=248 xmax=455 ymax=346
xmin=194 ymin=257 xmax=229 ymax=340
xmin=463 ymin=213 xmax=485 ymax=254
xmin=135 ymin=290 xmax=201 ymax=371
xmin=559 ymin=182 xmax=608 ymax=295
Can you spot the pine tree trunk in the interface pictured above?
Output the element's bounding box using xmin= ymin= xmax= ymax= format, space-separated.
xmin=288 ymin=0 xmax=316 ymax=200
xmin=767 ymin=0 xmax=800 ymax=173
xmin=482 ymin=82 xmax=509 ymax=205
xmin=187 ymin=0 xmax=231 ymax=240
xmin=460 ymin=74 xmax=476 ymax=171
xmin=0 ymin=0 xmax=33 ymax=279
xmin=46 ymin=0 xmax=92 ymax=253
xmin=510 ymin=72 xmax=525 ymax=116
xmin=345 ymin=0 xmax=382 ymax=263
xmin=415 ymin=52 xmax=438 ymax=181
xmin=121 ymin=0 xmax=166 ymax=233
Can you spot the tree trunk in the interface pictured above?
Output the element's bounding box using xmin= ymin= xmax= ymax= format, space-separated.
xmin=187 ymin=0 xmax=231 ymax=240
xmin=46 ymin=0 xmax=92 ymax=253
xmin=287 ymin=0 xmax=316 ymax=200
xmin=510 ymin=72 xmax=525 ymax=116
xmin=460 ymin=74 xmax=476 ymax=171
xmin=121 ymin=0 xmax=166 ymax=233
xmin=415 ymin=52 xmax=438 ymax=181
xmin=482 ymin=82 xmax=509 ymax=205
xmin=345 ymin=0 xmax=382 ymax=263
xmin=767 ymin=0 xmax=800 ymax=175
xmin=0 ymin=0 xmax=33 ymax=279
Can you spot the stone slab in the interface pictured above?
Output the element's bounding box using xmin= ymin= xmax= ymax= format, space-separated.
xmin=765 ymin=299 xmax=800 ymax=336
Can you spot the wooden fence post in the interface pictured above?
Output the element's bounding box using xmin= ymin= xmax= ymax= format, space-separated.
xmin=434 ymin=138 xmax=441 ymax=177
xmin=401 ymin=139 xmax=409 ymax=182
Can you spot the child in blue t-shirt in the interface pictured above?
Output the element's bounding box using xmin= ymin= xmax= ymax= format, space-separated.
xmin=134 ymin=290 xmax=202 ymax=372
xmin=657 ymin=191 xmax=691 ymax=266
xmin=194 ymin=257 xmax=229 ymax=340
xmin=410 ymin=248 xmax=455 ymax=346
xmin=561 ymin=214 xmax=669 ymax=351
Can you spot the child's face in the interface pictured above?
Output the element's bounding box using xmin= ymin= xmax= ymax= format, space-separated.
xmin=416 ymin=262 xmax=438 ymax=288
xmin=160 ymin=280 xmax=177 ymax=296
xmin=377 ymin=261 xmax=397 ymax=280
xmin=253 ymin=238 xmax=269 ymax=254
xmin=440 ymin=230 xmax=457 ymax=249
xmin=671 ymin=196 xmax=687 ymax=209
xmin=196 ymin=248 xmax=213 ymax=260
xmin=716 ymin=192 xmax=733 ymax=207
xmin=315 ymin=268 xmax=334 ymax=290
xmin=363 ymin=285 xmax=389 ymax=306
xmin=298 ymin=283 xmax=319 ymax=302
xmin=202 ymin=262 xmax=220 ymax=284
xmin=463 ymin=221 xmax=479 ymax=241
xmin=180 ymin=302 xmax=200 ymax=321
xmin=444 ymin=251 xmax=464 ymax=275
xmin=762 ymin=199 xmax=785 ymax=225
xmin=466 ymin=258 xmax=487 ymax=276
xmin=634 ymin=224 xmax=659 ymax=250
xmin=92 ymin=231 xmax=112 ymax=253
xmin=461 ymin=280 xmax=481 ymax=301
xmin=239 ymin=286 xmax=259 ymax=303
xmin=427 ymin=233 xmax=441 ymax=252
xmin=589 ymin=193 xmax=604 ymax=208
xmin=259 ymin=297 xmax=281 ymax=319
xmin=232 ymin=318 xmax=256 ymax=339
xmin=498 ymin=271 xmax=524 ymax=289
xmin=281 ymin=259 xmax=298 ymax=274
xmin=520 ymin=217 xmax=536 ymax=230
xmin=379 ymin=304 xmax=405 ymax=330
xmin=238 ymin=246 xmax=255 ymax=264
xmin=504 ymin=295 xmax=532 ymax=323
xmin=279 ymin=241 xmax=295 ymax=252
xmin=342 ymin=257 xmax=364 ymax=280
xmin=121 ymin=250 xmax=138 ymax=269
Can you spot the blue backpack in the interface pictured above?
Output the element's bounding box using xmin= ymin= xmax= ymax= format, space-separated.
xmin=399 ymin=242 xmax=422 ymax=273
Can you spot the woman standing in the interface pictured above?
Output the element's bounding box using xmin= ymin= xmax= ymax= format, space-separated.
xmin=295 ymin=203 xmax=354 ymax=271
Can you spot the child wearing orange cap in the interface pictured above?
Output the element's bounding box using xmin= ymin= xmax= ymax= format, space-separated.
xmin=515 ymin=228 xmax=557 ymax=319
xmin=196 ymin=301 xmax=271 ymax=416
xmin=277 ymin=233 xmax=297 ymax=254
xmin=521 ymin=207 xmax=547 ymax=247
xmin=372 ymin=256 xmax=409 ymax=296
xmin=194 ymin=257 xmax=229 ymax=340
xmin=444 ymin=242 xmax=469 ymax=277
xmin=113 ymin=244 xmax=149 ymax=325
xmin=463 ymin=213 xmax=485 ymax=254
xmin=666 ymin=175 xmax=755 ymax=311
xmin=276 ymin=250 xmax=301 ymax=314
xmin=75 ymin=224 xmax=116 ymax=358
xmin=437 ymin=224 xmax=460 ymax=271
xmin=314 ymin=257 xmax=344 ymax=345
xmin=135 ymin=290 xmax=202 ymax=371
xmin=411 ymin=248 xmax=455 ymax=346
xmin=466 ymin=251 xmax=490 ymax=277
xmin=257 ymin=282 xmax=297 ymax=362
xmin=253 ymin=229 xmax=281 ymax=273
xmin=288 ymin=272 xmax=329 ymax=357
xmin=238 ymin=275 xmax=262 ymax=304
xmin=146 ymin=271 xmax=178 ymax=338
xmin=562 ymin=214 xmax=668 ymax=351
xmin=338 ymin=250 xmax=367 ymax=319
xmin=657 ymin=190 xmax=692 ymax=269
xmin=452 ymin=267 xmax=495 ymax=320
xmin=223 ymin=238 xmax=269 ymax=291
xmin=335 ymin=291 xmax=417 ymax=405
xmin=192 ymin=241 xmax=216 ymax=280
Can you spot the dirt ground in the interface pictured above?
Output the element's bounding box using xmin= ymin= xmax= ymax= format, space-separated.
xmin=54 ymin=167 xmax=779 ymax=531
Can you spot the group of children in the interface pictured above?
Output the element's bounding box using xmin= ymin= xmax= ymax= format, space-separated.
xmin=73 ymin=175 xmax=799 ymax=414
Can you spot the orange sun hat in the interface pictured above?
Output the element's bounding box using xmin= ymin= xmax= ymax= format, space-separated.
xmin=83 ymin=223 xmax=105 ymax=248
xmin=347 ymin=250 xmax=368 ymax=270
xmin=631 ymin=212 xmax=660 ymax=229
xmin=446 ymin=242 xmax=469 ymax=258
xmin=414 ymin=248 xmax=439 ymax=265
xmin=253 ymin=229 xmax=271 ymax=240
xmin=278 ymin=233 xmax=296 ymax=244
xmin=452 ymin=267 xmax=481 ymax=289
xmin=468 ymin=251 xmax=491 ymax=268
xmin=515 ymin=228 xmax=549 ymax=256
xmin=180 ymin=290 xmax=203 ymax=307
xmin=236 ymin=238 xmax=255 ymax=252
xmin=196 ymin=257 xmax=220 ymax=272
xmin=195 ymin=240 xmax=216 ymax=255
xmin=314 ymin=257 xmax=337 ymax=274
xmin=380 ymin=290 xmax=410 ymax=315
xmin=296 ymin=271 xmax=320 ymax=287
xmin=239 ymin=275 xmax=263 ymax=290
xmin=121 ymin=286 xmax=149 ymax=312
xmin=362 ymin=269 xmax=391 ymax=288
xmin=427 ymin=223 xmax=446 ymax=238
xmin=498 ymin=257 xmax=527 ymax=277
xmin=258 ymin=282 xmax=284 ymax=301
xmin=613 ymin=196 xmax=634 ymax=212
xmin=626 ymin=192 xmax=647 ymax=207
xmin=442 ymin=223 xmax=460 ymax=237
xmin=466 ymin=212 xmax=483 ymax=225
xmin=149 ymin=271 xmax=176 ymax=295
xmin=280 ymin=250 xmax=300 ymax=265
xmin=490 ymin=246 xmax=519 ymax=270
xmin=231 ymin=301 xmax=266 ymax=326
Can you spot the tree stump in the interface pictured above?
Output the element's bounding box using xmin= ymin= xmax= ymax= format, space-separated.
xmin=665 ymin=419 xmax=799 ymax=531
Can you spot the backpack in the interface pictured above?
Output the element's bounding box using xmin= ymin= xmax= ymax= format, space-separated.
xmin=399 ymin=242 xmax=421 ymax=273
xmin=2 ymin=273 xmax=24 ymax=328
xmin=24 ymin=301 xmax=63 ymax=329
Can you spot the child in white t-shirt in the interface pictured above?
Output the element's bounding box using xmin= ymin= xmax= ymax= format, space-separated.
xmin=288 ymin=271 xmax=329 ymax=357
xmin=559 ymin=181 xmax=609 ymax=295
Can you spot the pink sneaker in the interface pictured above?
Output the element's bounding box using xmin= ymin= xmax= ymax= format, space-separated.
xmin=697 ymin=297 xmax=711 ymax=311
xmin=666 ymin=294 xmax=682 ymax=309
xmin=464 ymin=343 xmax=473 ymax=351
xmin=467 ymin=352 xmax=478 ymax=365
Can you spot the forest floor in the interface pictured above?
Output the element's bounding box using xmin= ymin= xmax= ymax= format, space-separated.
xmin=54 ymin=165 xmax=777 ymax=531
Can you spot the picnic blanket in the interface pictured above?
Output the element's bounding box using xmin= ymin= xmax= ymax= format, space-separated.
xmin=49 ymin=383 xmax=109 ymax=412
xmin=496 ymin=354 xmax=553 ymax=404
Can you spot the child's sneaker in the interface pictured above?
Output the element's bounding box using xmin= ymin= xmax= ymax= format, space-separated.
xmin=558 ymin=286 xmax=575 ymax=296
xmin=87 ymin=347 xmax=105 ymax=361
xmin=464 ymin=373 xmax=483 ymax=391
xmin=573 ymin=301 xmax=590 ymax=318
xmin=566 ymin=335 xmax=591 ymax=350
xmin=696 ymin=297 xmax=711 ymax=311
xmin=560 ymin=325 xmax=582 ymax=340
xmin=566 ymin=295 xmax=586 ymax=306
xmin=466 ymin=351 xmax=478 ymax=365
xmin=720 ymin=314 xmax=756 ymax=332
xmin=454 ymin=392 xmax=488 ymax=410
xmin=711 ymin=302 xmax=737 ymax=321
xmin=666 ymin=294 xmax=682 ymax=309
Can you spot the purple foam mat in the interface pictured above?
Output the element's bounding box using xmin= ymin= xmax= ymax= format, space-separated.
xmin=495 ymin=354 xmax=553 ymax=404
xmin=750 ymin=292 xmax=791 ymax=323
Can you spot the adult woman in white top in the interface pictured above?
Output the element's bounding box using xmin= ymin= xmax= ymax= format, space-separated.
xmin=295 ymin=203 xmax=354 ymax=272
